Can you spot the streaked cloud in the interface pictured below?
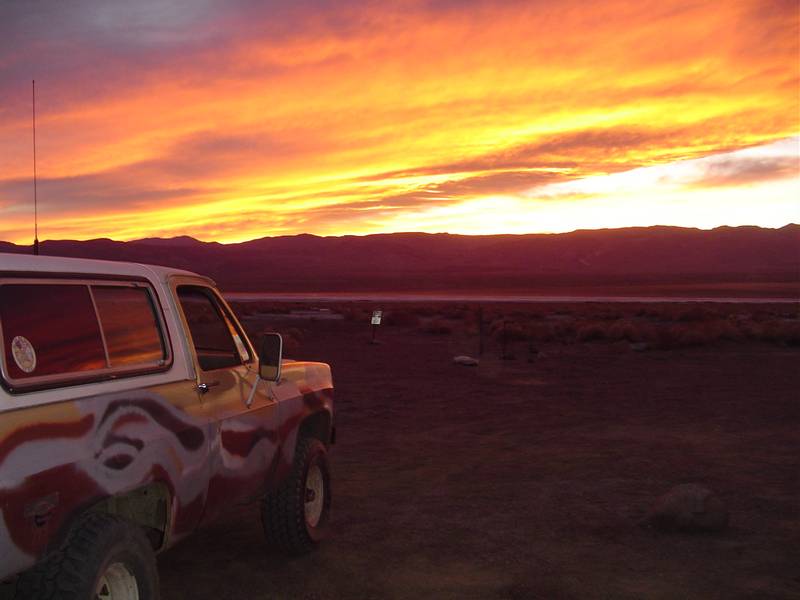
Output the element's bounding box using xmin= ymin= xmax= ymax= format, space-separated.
xmin=0 ymin=0 xmax=797 ymax=243
xmin=691 ymin=156 xmax=799 ymax=188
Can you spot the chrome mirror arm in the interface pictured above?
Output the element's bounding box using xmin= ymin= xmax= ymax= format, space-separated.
xmin=246 ymin=374 xmax=261 ymax=408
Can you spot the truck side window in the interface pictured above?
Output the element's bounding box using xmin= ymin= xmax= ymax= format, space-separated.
xmin=92 ymin=286 xmax=166 ymax=366
xmin=0 ymin=281 xmax=171 ymax=390
xmin=177 ymin=286 xmax=242 ymax=371
xmin=0 ymin=284 xmax=106 ymax=379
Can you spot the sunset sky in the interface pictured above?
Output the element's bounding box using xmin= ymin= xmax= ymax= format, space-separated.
xmin=0 ymin=0 xmax=798 ymax=244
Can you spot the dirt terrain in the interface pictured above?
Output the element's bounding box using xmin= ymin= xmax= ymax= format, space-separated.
xmin=156 ymin=302 xmax=799 ymax=600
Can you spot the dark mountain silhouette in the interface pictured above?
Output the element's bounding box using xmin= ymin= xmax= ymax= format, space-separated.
xmin=1 ymin=225 xmax=798 ymax=296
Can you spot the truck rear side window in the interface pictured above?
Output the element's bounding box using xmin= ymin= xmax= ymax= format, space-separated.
xmin=0 ymin=280 xmax=171 ymax=390
xmin=93 ymin=286 xmax=165 ymax=366
xmin=0 ymin=284 xmax=105 ymax=379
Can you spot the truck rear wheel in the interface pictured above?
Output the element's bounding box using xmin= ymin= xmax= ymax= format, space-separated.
xmin=15 ymin=512 xmax=158 ymax=600
xmin=262 ymin=436 xmax=331 ymax=555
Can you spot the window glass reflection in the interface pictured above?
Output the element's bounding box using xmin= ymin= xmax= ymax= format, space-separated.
xmin=93 ymin=286 xmax=165 ymax=366
xmin=0 ymin=284 xmax=106 ymax=379
xmin=177 ymin=286 xmax=241 ymax=371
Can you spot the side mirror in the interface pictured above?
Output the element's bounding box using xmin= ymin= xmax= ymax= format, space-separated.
xmin=259 ymin=333 xmax=283 ymax=382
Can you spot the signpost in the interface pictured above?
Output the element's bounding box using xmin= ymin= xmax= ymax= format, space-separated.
xmin=477 ymin=306 xmax=484 ymax=356
xmin=371 ymin=310 xmax=382 ymax=343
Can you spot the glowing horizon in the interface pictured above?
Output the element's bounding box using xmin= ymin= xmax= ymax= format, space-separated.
xmin=0 ymin=0 xmax=798 ymax=244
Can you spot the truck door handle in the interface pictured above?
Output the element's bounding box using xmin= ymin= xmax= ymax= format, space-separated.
xmin=197 ymin=381 xmax=220 ymax=394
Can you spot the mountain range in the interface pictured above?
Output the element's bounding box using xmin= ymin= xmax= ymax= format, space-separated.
xmin=1 ymin=225 xmax=798 ymax=296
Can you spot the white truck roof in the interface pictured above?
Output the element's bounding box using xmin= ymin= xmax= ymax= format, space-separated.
xmin=0 ymin=252 xmax=213 ymax=285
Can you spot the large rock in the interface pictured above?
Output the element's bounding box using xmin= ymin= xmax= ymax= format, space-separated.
xmin=647 ymin=484 xmax=729 ymax=533
xmin=452 ymin=355 xmax=479 ymax=366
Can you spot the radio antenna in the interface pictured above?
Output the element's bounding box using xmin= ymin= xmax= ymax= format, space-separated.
xmin=32 ymin=79 xmax=40 ymax=256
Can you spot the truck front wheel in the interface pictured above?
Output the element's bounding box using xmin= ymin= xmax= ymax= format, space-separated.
xmin=15 ymin=512 xmax=158 ymax=600
xmin=262 ymin=436 xmax=331 ymax=555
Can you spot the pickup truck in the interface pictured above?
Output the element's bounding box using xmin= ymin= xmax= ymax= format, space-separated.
xmin=0 ymin=253 xmax=335 ymax=599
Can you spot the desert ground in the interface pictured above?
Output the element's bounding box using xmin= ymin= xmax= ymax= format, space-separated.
xmin=153 ymin=300 xmax=799 ymax=600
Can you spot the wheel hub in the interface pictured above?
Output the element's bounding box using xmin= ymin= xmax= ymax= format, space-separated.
xmin=304 ymin=464 xmax=324 ymax=528
xmin=95 ymin=562 xmax=139 ymax=600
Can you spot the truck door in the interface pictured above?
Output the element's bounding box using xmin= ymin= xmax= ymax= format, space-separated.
xmin=175 ymin=285 xmax=280 ymax=522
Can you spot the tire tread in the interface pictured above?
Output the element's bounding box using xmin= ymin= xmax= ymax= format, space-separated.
xmin=262 ymin=437 xmax=328 ymax=555
xmin=14 ymin=512 xmax=158 ymax=600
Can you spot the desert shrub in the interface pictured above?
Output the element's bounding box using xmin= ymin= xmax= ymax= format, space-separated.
xmin=597 ymin=309 xmax=624 ymax=321
xmin=230 ymin=303 xmax=255 ymax=317
xmin=279 ymin=331 xmax=302 ymax=356
xmin=655 ymin=324 xmax=713 ymax=348
xmin=245 ymin=302 xmax=293 ymax=315
xmin=525 ymin=320 xmax=574 ymax=343
xmin=704 ymin=319 xmax=743 ymax=342
xmin=383 ymin=310 xmax=420 ymax=327
xmin=760 ymin=320 xmax=800 ymax=345
xmin=492 ymin=322 xmax=528 ymax=342
xmin=678 ymin=327 xmax=712 ymax=346
xmin=577 ymin=323 xmax=608 ymax=342
xmin=528 ymin=322 xmax=556 ymax=342
xmin=740 ymin=321 xmax=765 ymax=340
xmin=607 ymin=320 xmax=636 ymax=341
xmin=486 ymin=319 xmax=527 ymax=340
xmin=551 ymin=320 xmax=577 ymax=340
xmin=420 ymin=319 xmax=452 ymax=335
xmin=487 ymin=319 xmax=504 ymax=338
xmin=283 ymin=326 xmax=305 ymax=341
xmin=675 ymin=306 xmax=718 ymax=322
xmin=408 ymin=304 xmax=438 ymax=318
xmin=439 ymin=304 xmax=469 ymax=320
xmin=337 ymin=307 xmax=357 ymax=321
xmin=606 ymin=319 xmax=658 ymax=342
xmin=636 ymin=306 xmax=666 ymax=319
xmin=752 ymin=310 xmax=778 ymax=322
xmin=341 ymin=307 xmax=372 ymax=322
xmin=326 ymin=303 xmax=353 ymax=319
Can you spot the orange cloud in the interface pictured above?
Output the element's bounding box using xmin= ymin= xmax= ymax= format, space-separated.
xmin=0 ymin=0 xmax=797 ymax=243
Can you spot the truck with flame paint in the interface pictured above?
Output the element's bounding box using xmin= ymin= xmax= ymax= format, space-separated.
xmin=0 ymin=253 xmax=335 ymax=599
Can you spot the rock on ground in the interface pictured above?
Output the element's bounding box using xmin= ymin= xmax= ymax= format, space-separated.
xmin=452 ymin=355 xmax=480 ymax=366
xmin=647 ymin=483 xmax=729 ymax=533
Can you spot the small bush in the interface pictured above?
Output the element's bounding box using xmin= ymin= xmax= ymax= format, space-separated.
xmin=279 ymin=331 xmax=302 ymax=356
xmin=655 ymin=324 xmax=712 ymax=348
xmin=705 ymin=319 xmax=743 ymax=342
xmin=439 ymin=305 xmax=468 ymax=320
xmin=607 ymin=320 xmax=637 ymax=341
xmin=528 ymin=322 xmax=556 ymax=342
xmin=577 ymin=323 xmax=607 ymax=342
xmin=761 ymin=320 xmax=800 ymax=345
xmin=605 ymin=320 xmax=653 ymax=342
xmin=341 ymin=307 xmax=371 ymax=322
xmin=420 ymin=319 xmax=452 ymax=335
xmin=383 ymin=310 xmax=420 ymax=327
xmin=490 ymin=322 xmax=528 ymax=342
xmin=674 ymin=306 xmax=718 ymax=322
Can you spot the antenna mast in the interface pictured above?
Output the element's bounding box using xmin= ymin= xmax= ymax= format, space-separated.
xmin=32 ymin=79 xmax=39 ymax=256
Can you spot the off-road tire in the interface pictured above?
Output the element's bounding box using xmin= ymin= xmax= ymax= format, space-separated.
xmin=262 ymin=436 xmax=331 ymax=555
xmin=15 ymin=512 xmax=159 ymax=600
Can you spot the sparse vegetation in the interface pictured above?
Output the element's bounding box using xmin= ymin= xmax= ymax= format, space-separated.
xmin=382 ymin=310 xmax=420 ymax=327
xmin=419 ymin=318 xmax=453 ymax=335
xmin=229 ymin=299 xmax=800 ymax=351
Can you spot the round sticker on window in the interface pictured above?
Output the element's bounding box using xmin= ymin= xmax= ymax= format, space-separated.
xmin=11 ymin=336 xmax=37 ymax=373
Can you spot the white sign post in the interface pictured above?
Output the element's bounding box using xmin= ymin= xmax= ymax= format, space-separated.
xmin=371 ymin=310 xmax=382 ymax=342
